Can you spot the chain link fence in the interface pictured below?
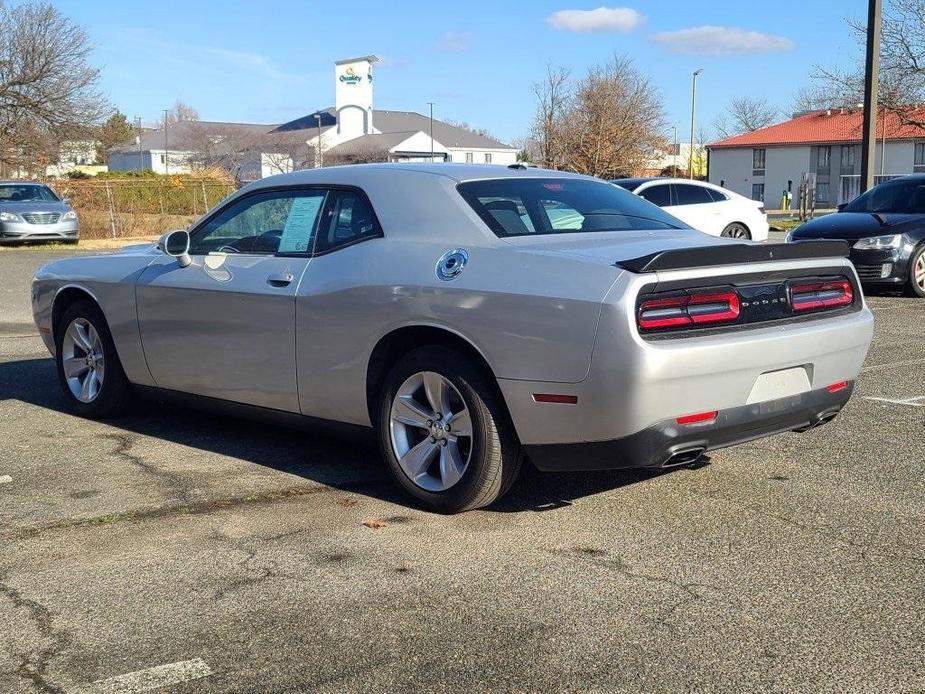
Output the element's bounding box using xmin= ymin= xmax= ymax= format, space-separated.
xmin=45 ymin=177 xmax=236 ymax=239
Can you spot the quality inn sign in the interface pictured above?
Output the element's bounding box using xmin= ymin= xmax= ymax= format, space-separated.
xmin=339 ymin=66 xmax=363 ymax=85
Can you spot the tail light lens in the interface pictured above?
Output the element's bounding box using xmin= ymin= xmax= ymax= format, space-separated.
xmin=638 ymin=290 xmax=740 ymax=331
xmin=790 ymin=279 xmax=853 ymax=312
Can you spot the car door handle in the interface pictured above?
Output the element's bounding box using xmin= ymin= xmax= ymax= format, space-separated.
xmin=267 ymin=272 xmax=294 ymax=287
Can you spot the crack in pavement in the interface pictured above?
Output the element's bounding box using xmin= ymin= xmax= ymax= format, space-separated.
xmin=689 ymin=490 xmax=925 ymax=566
xmin=549 ymin=547 xmax=754 ymax=631
xmin=100 ymin=432 xmax=192 ymax=505
xmin=0 ymin=574 xmax=69 ymax=694
xmin=9 ymin=478 xmax=389 ymax=541
xmin=212 ymin=543 xmax=296 ymax=600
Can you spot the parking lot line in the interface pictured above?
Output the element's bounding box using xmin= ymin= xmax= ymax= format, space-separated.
xmin=861 ymin=356 xmax=925 ymax=373
xmin=68 ymin=658 xmax=212 ymax=694
xmin=0 ymin=475 xmax=11 ymax=484
xmin=864 ymin=395 xmax=925 ymax=408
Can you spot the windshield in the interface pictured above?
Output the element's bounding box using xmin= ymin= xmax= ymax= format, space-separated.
xmin=458 ymin=178 xmax=686 ymax=237
xmin=843 ymin=178 xmax=925 ymax=214
xmin=0 ymin=184 xmax=59 ymax=203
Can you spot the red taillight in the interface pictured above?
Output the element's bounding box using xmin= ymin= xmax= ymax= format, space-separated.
xmin=533 ymin=393 xmax=578 ymax=404
xmin=638 ymin=290 xmax=740 ymax=331
xmin=826 ymin=380 xmax=848 ymax=393
xmin=676 ymin=411 xmax=718 ymax=425
xmin=790 ymin=279 xmax=853 ymax=312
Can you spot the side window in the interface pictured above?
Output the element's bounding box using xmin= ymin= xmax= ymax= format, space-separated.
xmin=706 ymin=187 xmax=729 ymax=202
xmin=673 ymin=184 xmax=714 ymax=205
xmin=314 ymin=189 xmax=382 ymax=253
xmin=189 ymin=189 xmax=325 ymax=255
xmin=639 ymin=184 xmax=671 ymax=206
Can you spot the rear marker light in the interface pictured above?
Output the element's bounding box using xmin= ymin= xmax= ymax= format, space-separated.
xmin=533 ymin=393 xmax=578 ymax=404
xmin=676 ymin=411 xmax=718 ymax=425
xmin=790 ymin=279 xmax=853 ymax=312
xmin=826 ymin=381 xmax=848 ymax=393
xmin=638 ymin=291 xmax=740 ymax=331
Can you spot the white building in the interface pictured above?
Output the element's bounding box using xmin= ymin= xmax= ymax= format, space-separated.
xmin=708 ymin=108 xmax=925 ymax=208
xmin=272 ymin=55 xmax=519 ymax=166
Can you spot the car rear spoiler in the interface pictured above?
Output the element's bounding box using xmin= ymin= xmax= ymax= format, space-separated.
xmin=616 ymin=240 xmax=850 ymax=273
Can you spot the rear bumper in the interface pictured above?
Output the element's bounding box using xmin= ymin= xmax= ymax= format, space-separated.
xmin=525 ymin=382 xmax=853 ymax=471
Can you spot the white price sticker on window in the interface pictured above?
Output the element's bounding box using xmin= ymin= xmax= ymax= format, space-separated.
xmin=278 ymin=196 xmax=323 ymax=253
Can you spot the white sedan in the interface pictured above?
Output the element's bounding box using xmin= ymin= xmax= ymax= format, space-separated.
xmin=613 ymin=177 xmax=769 ymax=241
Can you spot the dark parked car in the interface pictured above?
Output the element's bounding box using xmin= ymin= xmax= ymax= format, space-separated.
xmin=788 ymin=176 xmax=925 ymax=297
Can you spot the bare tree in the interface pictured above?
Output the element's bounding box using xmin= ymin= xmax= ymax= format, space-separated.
xmin=713 ymin=97 xmax=779 ymax=139
xmin=530 ymin=65 xmax=571 ymax=169
xmin=0 ymin=2 xmax=106 ymax=174
xmin=538 ymin=55 xmax=664 ymax=178
xmin=811 ymin=0 xmax=925 ymax=124
xmin=160 ymin=101 xmax=200 ymax=128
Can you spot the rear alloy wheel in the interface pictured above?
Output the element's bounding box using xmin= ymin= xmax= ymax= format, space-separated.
xmin=907 ymin=245 xmax=925 ymax=298
xmin=55 ymin=300 xmax=132 ymax=418
xmin=721 ymin=223 xmax=751 ymax=240
xmin=378 ymin=346 xmax=522 ymax=513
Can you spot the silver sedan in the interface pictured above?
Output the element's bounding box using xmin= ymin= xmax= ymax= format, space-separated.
xmin=31 ymin=164 xmax=874 ymax=513
xmin=0 ymin=181 xmax=79 ymax=244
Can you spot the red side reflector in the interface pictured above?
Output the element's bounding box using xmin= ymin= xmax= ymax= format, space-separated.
xmin=790 ymin=279 xmax=853 ymax=312
xmin=676 ymin=411 xmax=718 ymax=425
xmin=826 ymin=380 xmax=848 ymax=393
xmin=533 ymin=393 xmax=578 ymax=404
xmin=638 ymin=291 xmax=740 ymax=331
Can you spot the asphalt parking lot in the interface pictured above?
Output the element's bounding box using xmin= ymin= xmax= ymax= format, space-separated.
xmin=0 ymin=249 xmax=923 ymax=693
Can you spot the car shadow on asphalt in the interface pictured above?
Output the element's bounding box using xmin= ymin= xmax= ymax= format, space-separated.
xmin=0 ymin=357 xmax=673 ymax=514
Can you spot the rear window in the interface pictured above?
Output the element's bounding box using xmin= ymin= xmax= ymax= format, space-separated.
xmin=458 ymin=178 xmax=686 ymax=237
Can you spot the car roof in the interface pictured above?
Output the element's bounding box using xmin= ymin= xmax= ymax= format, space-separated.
xmin=250 ymin=163 xmax=597 ymax=190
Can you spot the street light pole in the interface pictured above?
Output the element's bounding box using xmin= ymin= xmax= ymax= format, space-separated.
xmin=163 ymin=108 xmax=169 ymax=176
xmin=860 ymin=0 xmax=882 ymax=193
xmin=689 ymin=69 xmax=703 ymax=179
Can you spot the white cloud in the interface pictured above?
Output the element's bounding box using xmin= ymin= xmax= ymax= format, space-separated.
xmin=437 ymin=31 xmax=472 ymax=52
xmin=546 ymin=7 xmax=643 ymax=34
xmin=652 ymin=26 xmax=795 ymax=56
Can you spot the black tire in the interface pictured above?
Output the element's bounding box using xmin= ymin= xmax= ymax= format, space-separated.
xmin=905 ymin=244 xmax=925 ymax=298
xmin=54 ymin=299 xmax=132 ymax=418
xmin=376 ymin=346 xmax=522 ymax=513
xmin=721 ymin=223 xmax=751 ymax=240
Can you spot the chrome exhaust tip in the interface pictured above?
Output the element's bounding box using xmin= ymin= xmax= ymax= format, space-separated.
xmin=662 ymin=447 xmax=706 ymax=468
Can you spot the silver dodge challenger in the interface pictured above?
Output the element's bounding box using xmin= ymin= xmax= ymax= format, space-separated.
xmin=32 ymin=164 xmax=874 ymax=513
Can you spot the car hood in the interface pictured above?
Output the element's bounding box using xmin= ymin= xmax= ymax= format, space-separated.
xmin=0 ymin=200 xmax=72 ymax=213
xmin=502 ymin=229 xmax=733 ymax=266
xmin=791 ymin=211 xmax=925 ymax=240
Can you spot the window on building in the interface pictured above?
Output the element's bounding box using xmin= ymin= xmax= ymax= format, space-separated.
xmin=465 ymin=152 xmax=473 ymax=163
xmin=751 ymin=183 xmax=765 ymax=202
xmin=915 ymin=141 xmax=925 ymax=172
xmin=816 ymin=182 xmax=830 ymax=204
xmin=816 ymin=146 xmax=831 ymax=170
xmin=840 ymin=145 xmax=856 ymax=169
xmin=160 ymin=154 xmax=166 ymax=164
xmin=484 ymin=153 xmax=492 ymax=164
xmin=752 ymin=148 xmax=766 ymax=175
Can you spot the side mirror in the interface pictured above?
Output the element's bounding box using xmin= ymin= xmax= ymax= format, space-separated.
xmin=157 ymin=229 xmax=192 ymax=268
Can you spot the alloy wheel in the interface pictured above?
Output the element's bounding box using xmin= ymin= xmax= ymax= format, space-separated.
xmin=915 ymin=253 xmax=925 ymax=292
xmin=722 ymin=225 xmax=749 ymax=239
xmin=389 ymin=371 xmax=473 ymax=492
xmin=61 ymin=318 xmax=105 ymax=403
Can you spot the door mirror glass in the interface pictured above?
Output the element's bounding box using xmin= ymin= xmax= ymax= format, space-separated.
xmin=160 ymin=229 xmax=190 ymax=256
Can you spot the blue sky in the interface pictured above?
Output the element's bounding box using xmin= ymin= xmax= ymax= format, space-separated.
xmin=41 ymin=1 xmax=863 ymax=144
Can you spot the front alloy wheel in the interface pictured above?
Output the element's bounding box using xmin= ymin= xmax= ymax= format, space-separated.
xmin=61 ymin=318 xmax=105 ymax=403
xmin=908 ymin=245 xmax=925 ymax=298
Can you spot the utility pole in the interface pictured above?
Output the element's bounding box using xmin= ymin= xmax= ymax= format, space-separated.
xmin=163 ymin=108 xmax=169 ymax=175
xmin=689 ymin=69 xmax=703 ymax=179
xmin=427 ymin=102 xmax=435 ymax=162
xmin=315 ymin=114 xmax=323 ymax=167
xmin=860 ymin=0 xmax=882 ymax=193
xmin=672 ymin=125 xmax=678 ymax=177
